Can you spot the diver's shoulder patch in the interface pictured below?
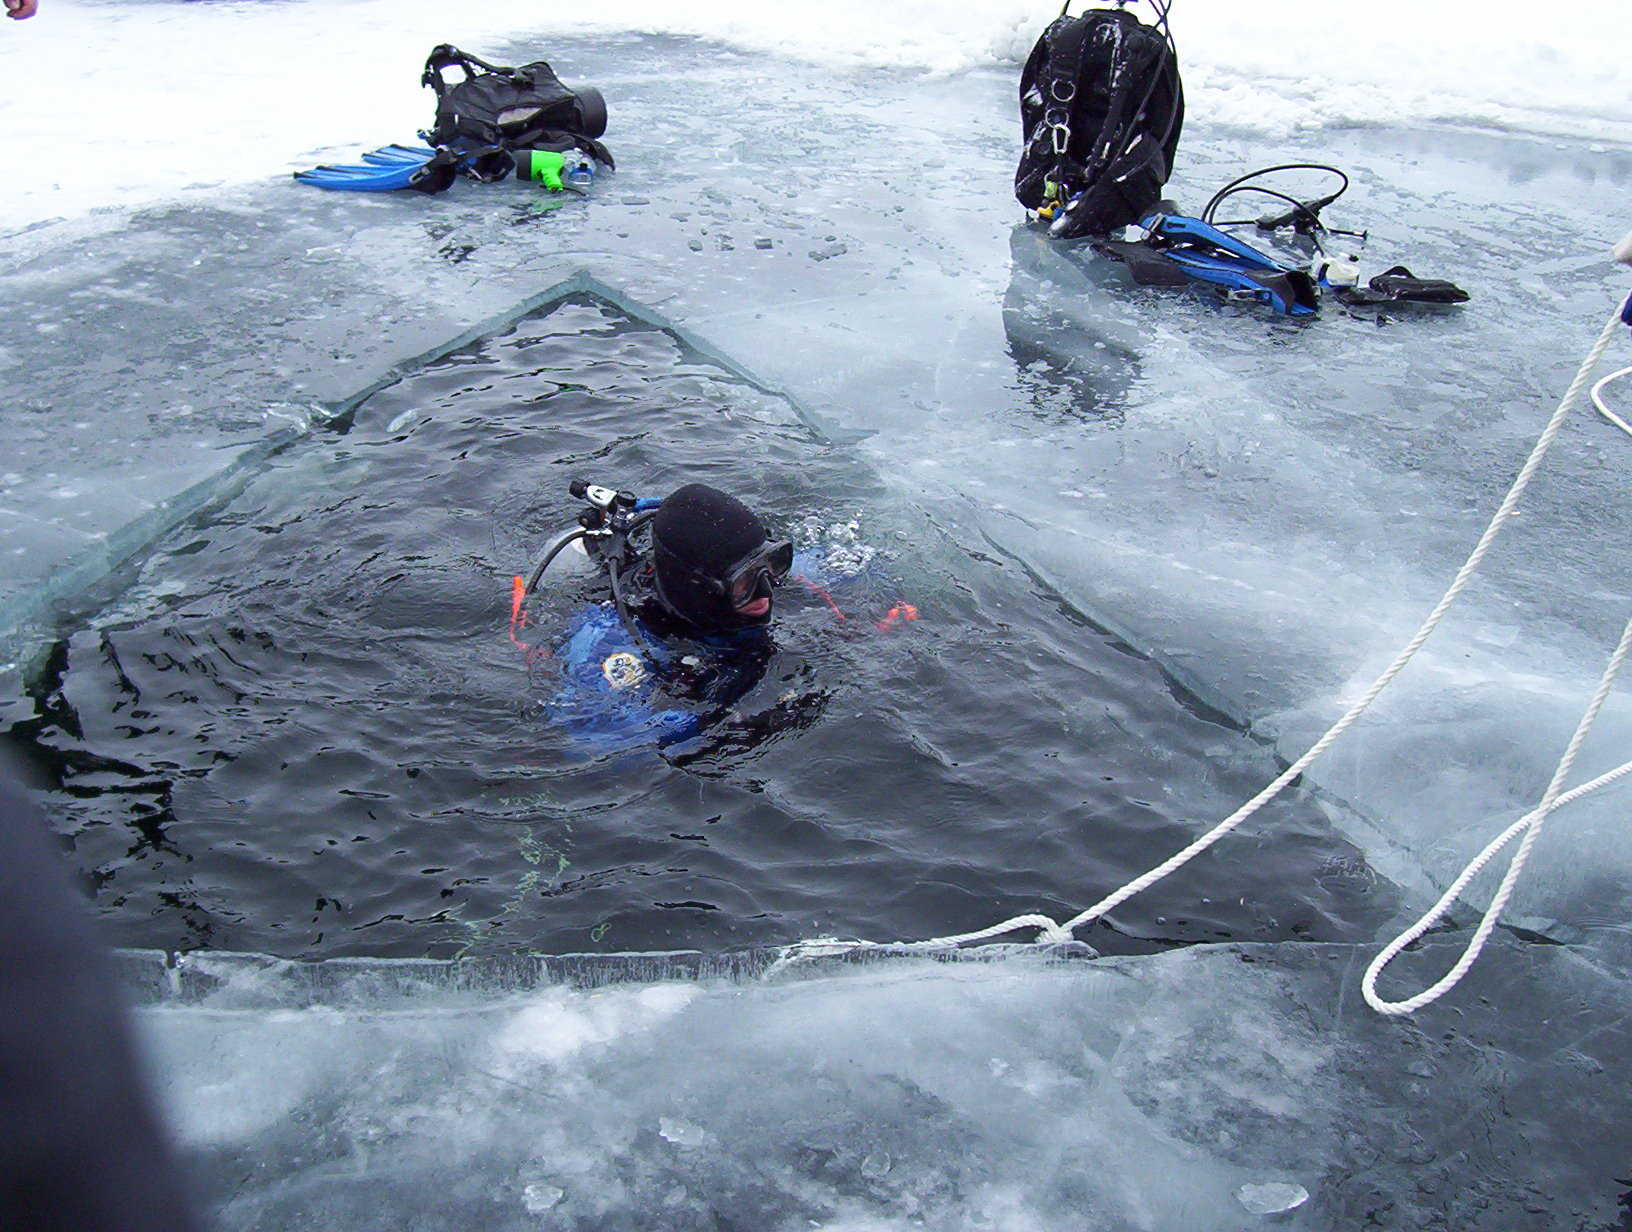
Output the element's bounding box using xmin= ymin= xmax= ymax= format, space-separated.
xmin=602 ymin=652 xmax=648 ymax=689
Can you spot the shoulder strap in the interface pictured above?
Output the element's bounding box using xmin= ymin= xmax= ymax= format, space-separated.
xmin=1075 ymin=13 xmax=1155 ymax=177
xmin=1041 ymin=16 xmax=1094 ymax=173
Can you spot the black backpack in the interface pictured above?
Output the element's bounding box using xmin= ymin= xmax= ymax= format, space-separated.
xmin=1015 ymin=4 xmax=1183 ymax=238
xmin=420 ymin=45 xmax=614 ymax=168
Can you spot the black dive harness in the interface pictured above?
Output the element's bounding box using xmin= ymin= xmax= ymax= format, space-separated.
xmin=1017 ymin=0 xmax=1184 ymax=238
xmin=420 ymin=45 xmax=612 ymax=165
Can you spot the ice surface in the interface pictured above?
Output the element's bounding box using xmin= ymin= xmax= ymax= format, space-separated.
xmin=131 ymin=940 xmax=1632 ymax=1231
xmin=2 ymin=1 xmax=1627 ymax=230
xmin=981 ymin=148 xmax=1632 ymax=928
xmin=2 ymin=5 xmax=1632 ymax=1226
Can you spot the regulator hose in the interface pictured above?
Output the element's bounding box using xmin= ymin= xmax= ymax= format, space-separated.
xmin=525 ymin=527 xmax=590 ymax=595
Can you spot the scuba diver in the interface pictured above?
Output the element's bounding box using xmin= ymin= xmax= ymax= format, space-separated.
xmin=514 ymin=479 xmax=799 ymax=752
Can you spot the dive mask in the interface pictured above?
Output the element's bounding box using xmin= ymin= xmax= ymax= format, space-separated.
xmin=709 ymin=539 xmax=794 ymax=605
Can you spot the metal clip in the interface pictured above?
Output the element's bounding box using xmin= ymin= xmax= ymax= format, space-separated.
xmin=1045 ymin=108 xmax=1071 ymax=155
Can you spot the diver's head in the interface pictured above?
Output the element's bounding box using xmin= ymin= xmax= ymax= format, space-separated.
xmin=651 ymin=484 xmax=791 ymax=632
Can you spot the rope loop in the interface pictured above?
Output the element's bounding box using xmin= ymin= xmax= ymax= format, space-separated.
xmin=1364 ymin=617 xmax=1632 ymax=1015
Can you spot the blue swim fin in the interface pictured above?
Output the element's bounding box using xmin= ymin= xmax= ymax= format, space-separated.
xmin=1156 ymin=248 xmax=1320 ymax=316
xmin=1141 ymin=213 xmax=1290 ymax=271
xmin=294 ymin=145 xmax=458 ymax=193
xmin=359 ymin=144 xmax=439 ymax=167
xmin=1126 ymin=212 xmax=1321 ymax=316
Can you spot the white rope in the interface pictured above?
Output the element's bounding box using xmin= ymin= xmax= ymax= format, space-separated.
xmin=1363 ymin=617 xmax=1632 ymax=1014
xmin=1592 ymin=365 xmax=1632 ymax=437
xmin=773 ymin=304 xmax=1626 ymax=976
xmin=1051 ymin=307 xmax=1626 ymax=936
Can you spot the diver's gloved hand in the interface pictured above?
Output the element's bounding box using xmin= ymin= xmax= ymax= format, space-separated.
xmin=664 ymin=690 xmax=832 ymax=766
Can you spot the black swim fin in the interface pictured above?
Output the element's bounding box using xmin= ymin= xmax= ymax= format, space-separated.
xmin=1096 ymin=238 xmax=1192 ymax=287
xmin=1336 ymin=265 xmax=1469 ymax=306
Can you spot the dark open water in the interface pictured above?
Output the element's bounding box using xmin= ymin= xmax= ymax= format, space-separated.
xmin=5 ymin=292 xmax=1397 ymax=959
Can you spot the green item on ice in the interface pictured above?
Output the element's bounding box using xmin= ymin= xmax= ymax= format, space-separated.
xmin=519 ymin=149 xmax=568 ymax=191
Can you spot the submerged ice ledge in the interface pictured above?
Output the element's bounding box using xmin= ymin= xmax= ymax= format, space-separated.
xmin=132 ymin=937 xmax=1632 ymax=1232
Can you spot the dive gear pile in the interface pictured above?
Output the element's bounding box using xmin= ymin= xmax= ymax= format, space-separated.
xmin=420 ymin=45 xmax=609 ymax=161
xmin=1015 ymin=5 xmax=1471 ymax=318
xmin=1016 ymin=0 xmax=1183 ymax=239
xmin=295 ymin=46 xmax=611 ymax=195
xmin=1089 ymin=163 xmax=1470 ymax=316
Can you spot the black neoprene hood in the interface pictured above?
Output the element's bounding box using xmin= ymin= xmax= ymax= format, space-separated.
xmin=651 ymin=484 xmax=770 ymax=631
